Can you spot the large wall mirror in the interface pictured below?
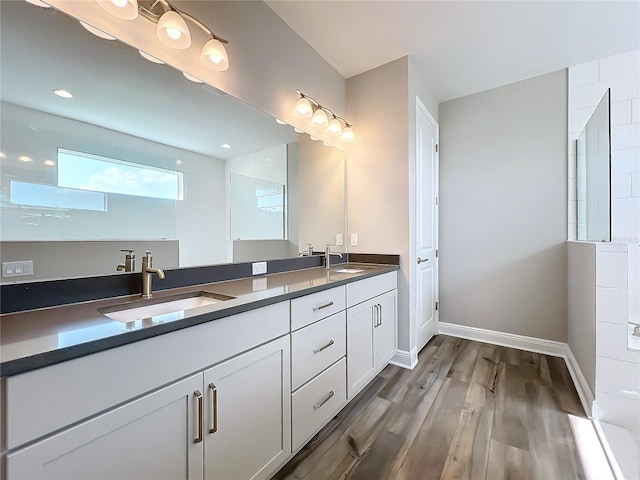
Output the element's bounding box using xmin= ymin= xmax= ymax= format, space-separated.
xmin=0 ymin=1 xmax=346 ymax=283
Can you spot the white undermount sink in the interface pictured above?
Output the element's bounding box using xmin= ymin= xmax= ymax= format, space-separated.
xmin=99 ymin=291 xmax=234 ymax=323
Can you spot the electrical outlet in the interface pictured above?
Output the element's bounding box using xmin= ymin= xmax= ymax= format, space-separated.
xmin=2 ymin=260 xmax=34 ymax=277
xmin=350 ymin=233 xmax=358 ymax=246
xmin=336 ymin=233 xmax=343 ymax=246
xmin=252 ymin=261 xmax=267 ymax=275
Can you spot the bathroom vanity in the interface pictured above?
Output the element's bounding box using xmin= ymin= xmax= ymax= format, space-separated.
xmin=0 ymin=264 xmax=398 ymax=480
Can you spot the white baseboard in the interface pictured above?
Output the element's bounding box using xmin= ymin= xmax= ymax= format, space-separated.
xmin=389 ymin=348 xmax=418 ymax=369
xmin=438 ymin=322 xmax=595 ymax=417
xmin=564 ymin=346 xmax=595 ymax=417
xmin=438 ymin=322 xmax=567 ymax=357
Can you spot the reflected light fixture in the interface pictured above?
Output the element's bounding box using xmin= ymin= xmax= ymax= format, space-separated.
xmin=80 ymin=21 xmax=116 ymax=40
xmin=138 ymin=50 xmax=165 ymax=64
xmin=294 ymin=90 xmax=355 ymax=143
xmin=221 ymin=143 xmax=232 ymax=149
xmin=97 ymin=0 xmax=139 ymax=20
xmin=44 ymin=160 xmax=56 ymax=167
xmin=95 ymin=0 xmax=230 ymax=71
xmin=19 ymin=156 xmax=33 ymax=163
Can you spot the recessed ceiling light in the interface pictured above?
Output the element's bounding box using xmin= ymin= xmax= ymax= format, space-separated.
xmin=139 ymin=50 xmax=165 ymax=64
xmin=53 ymin=89 xmax=73 ymax=99
xmin=19 ymin=155 xmax=33 ymax=163
xmin=44 ymin=160 xmax=55 ymax=166
xmin=275 ymin=118 xmax=287 ymax=125
xmin=221 ymin=143 xmax=232 ymax=149
xmin=175 ymin=159 xmax=184 ymax=166
xmin=183 ymin=72 xmax=203 ymax=83
xmin=80 ymin=21 xmax=115 ymax=40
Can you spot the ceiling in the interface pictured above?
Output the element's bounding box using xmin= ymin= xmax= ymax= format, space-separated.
xmin=266 ymin=0 xmax=640 ymax=102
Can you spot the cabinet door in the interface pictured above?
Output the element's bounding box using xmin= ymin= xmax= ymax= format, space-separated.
xmin=374 ymin=290 xmax=397 ymax=370
xmin=6 ymin=374 xmax=204 ymax=480
xmin=203 ymin=336 xmax=291 ymax=480
xmin=346 ymin=298 xmax=376 ymax=399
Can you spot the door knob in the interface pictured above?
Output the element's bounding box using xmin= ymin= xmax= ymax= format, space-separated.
xmin=417 ymin=257 xmax=428 ymax=264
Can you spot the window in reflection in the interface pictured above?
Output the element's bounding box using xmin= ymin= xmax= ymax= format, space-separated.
xmin=10 ymin=180 xmax=106 ymax=211
xmin=58 ymin=148 xmax=184 ymax=201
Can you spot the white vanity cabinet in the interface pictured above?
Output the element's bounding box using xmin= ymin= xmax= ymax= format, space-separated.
xmin=6 ymin=373 xmax=205 ymax=480
xmin=346 ymin=272 xmax=398 ymax=399
xmin=4 ymin=303 xmax=291 ymax=480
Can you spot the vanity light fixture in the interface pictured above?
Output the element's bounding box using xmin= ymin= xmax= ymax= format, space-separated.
xmin=275 ymin=118 xmax=287 ymax=125
xmin=97 ymin=0 xmax=139 ymax=20
xmin=80 ymin=21 xmax=116 ymax=40
xmin=294 ymin=90 xmax=355 ymax=143
xmin=183 ymin=72 xmax=203 ymax=83
xmin=95 ymin=0 xmax=230 ymax=71
xmin=138 ymin=50 xmax=165 ymax=64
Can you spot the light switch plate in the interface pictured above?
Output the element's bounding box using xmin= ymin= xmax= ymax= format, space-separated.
xmin=252 ymin=261 xmax=267 ymax=275
xmin=350 ymin=233 xmax=358 ymax=246
xmin=336 ymin=233 xmax=343 ymax=246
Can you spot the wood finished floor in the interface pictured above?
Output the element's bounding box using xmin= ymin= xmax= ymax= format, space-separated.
xmin=273 ymin=335 xmax=589 ymax=480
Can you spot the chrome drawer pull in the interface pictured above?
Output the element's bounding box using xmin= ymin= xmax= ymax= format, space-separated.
xmin=209 ymin=383 xmax=218 ymax=434
xmin=194 ymin=390 xmax=203 ymax=444
xmin=313 ymin=339 xmax=335 ymax=354
xmin=313 ymin=390 xmax=335 ymax=409
xmin=312 ymin=301 xmax=334 ymax=312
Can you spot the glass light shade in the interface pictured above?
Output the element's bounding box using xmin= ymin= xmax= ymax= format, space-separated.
xmin=341 ymin=126 xmax=355 ymax=142
xmin=294 ymin=97 xmax=313 ymax=118
xmin=183 ymin=72 xmax=203 ymax=83
xmin=157 ymin=11 xmax=191 ymax=49
xmin=138 ymin=50 xmax=165 ymax=64
xmin=80 ymin=21 xmax=116 ymax=40
xmin=200 ymin=38 xmax=229 ymax=71
xmin=311 ymin=108 xmax=329 ymax=127
xmin=327 ymin=117 xmax=343 ymax=135
xmin=96 ymin=0 xmax=138 ymax=20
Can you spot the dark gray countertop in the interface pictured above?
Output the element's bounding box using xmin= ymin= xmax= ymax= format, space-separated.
xmin=0 ymin=264 xmax=398 ymax=376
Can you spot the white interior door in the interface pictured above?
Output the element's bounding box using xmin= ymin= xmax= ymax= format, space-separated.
xmin=415 ymin=99 xmax=439 ymax=352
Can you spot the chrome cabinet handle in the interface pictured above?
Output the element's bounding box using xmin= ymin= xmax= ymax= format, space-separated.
xmin=209 ymin=383 xmax=218 ymax=434
xmin=417 ymin=257 xmax=428 ymax=264
xmin=194 ymin=390 xmax=203 ymax=444
xmin=312 ymin=301 xmax=334 ymax=312
xmin=313 ymin=390 xmax=335 ymax=409
xmin=313 ymin=339 xmax=335 ymax=353
xmin=377 ymin=304 xmax=382 ymax=327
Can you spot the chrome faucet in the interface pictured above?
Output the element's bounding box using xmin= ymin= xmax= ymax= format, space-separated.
xmin=116 ymin=249 xmax=136 ymax=272
xmin=630 ymin=322 xmax=640 ymax=337
xmin=299 ymin=244 xmax=314 ymax=256
xmin=141 ymin=250 xmax=165 ymax=299
xmin=325 ymin=245 xmax=343 ymax=270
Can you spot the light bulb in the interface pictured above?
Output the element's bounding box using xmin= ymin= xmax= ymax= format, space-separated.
xmin=327 ymin=117 xmax=342 ymax=135
xmin=200 ymin=38 xmax=229 ymax=71
xmin=157 ymin=10 xmax=191 ymax=49
xmin=341 ymin=126 xmax=355 ymax=143
xmin=96 ymin=0 xmax=138 ymax=20
xmin=312 ymin=108 xmax=329 ymax=127
xmin=295 ymin=97 xmax=313 ymax=118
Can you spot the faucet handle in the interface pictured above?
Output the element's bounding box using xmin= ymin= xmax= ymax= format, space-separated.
xmin=120 ymin=249 xmax=134 ymax=256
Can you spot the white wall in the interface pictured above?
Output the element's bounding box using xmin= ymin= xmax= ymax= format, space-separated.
xmin=346 ymin=56 xmax=439 ymax=356
xmin=439 ymin=70 xmax=568 ymax=342
xmin=568 ymin=241 xmax=597 ymax=396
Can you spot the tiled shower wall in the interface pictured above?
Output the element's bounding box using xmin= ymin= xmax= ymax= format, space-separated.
xmin=568 ymin=49 xmax=640 ymax=244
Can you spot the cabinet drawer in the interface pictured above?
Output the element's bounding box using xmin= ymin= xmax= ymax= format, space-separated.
xmin=291 ymin=286 xmax=345 ymax=331
xmin=291 ymin=311 xmax=346 ymax=390
xmin=291 ymin=358 xmax=346 ymax=450
xmin=346 ymin=271 xmax=397 ymax=307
